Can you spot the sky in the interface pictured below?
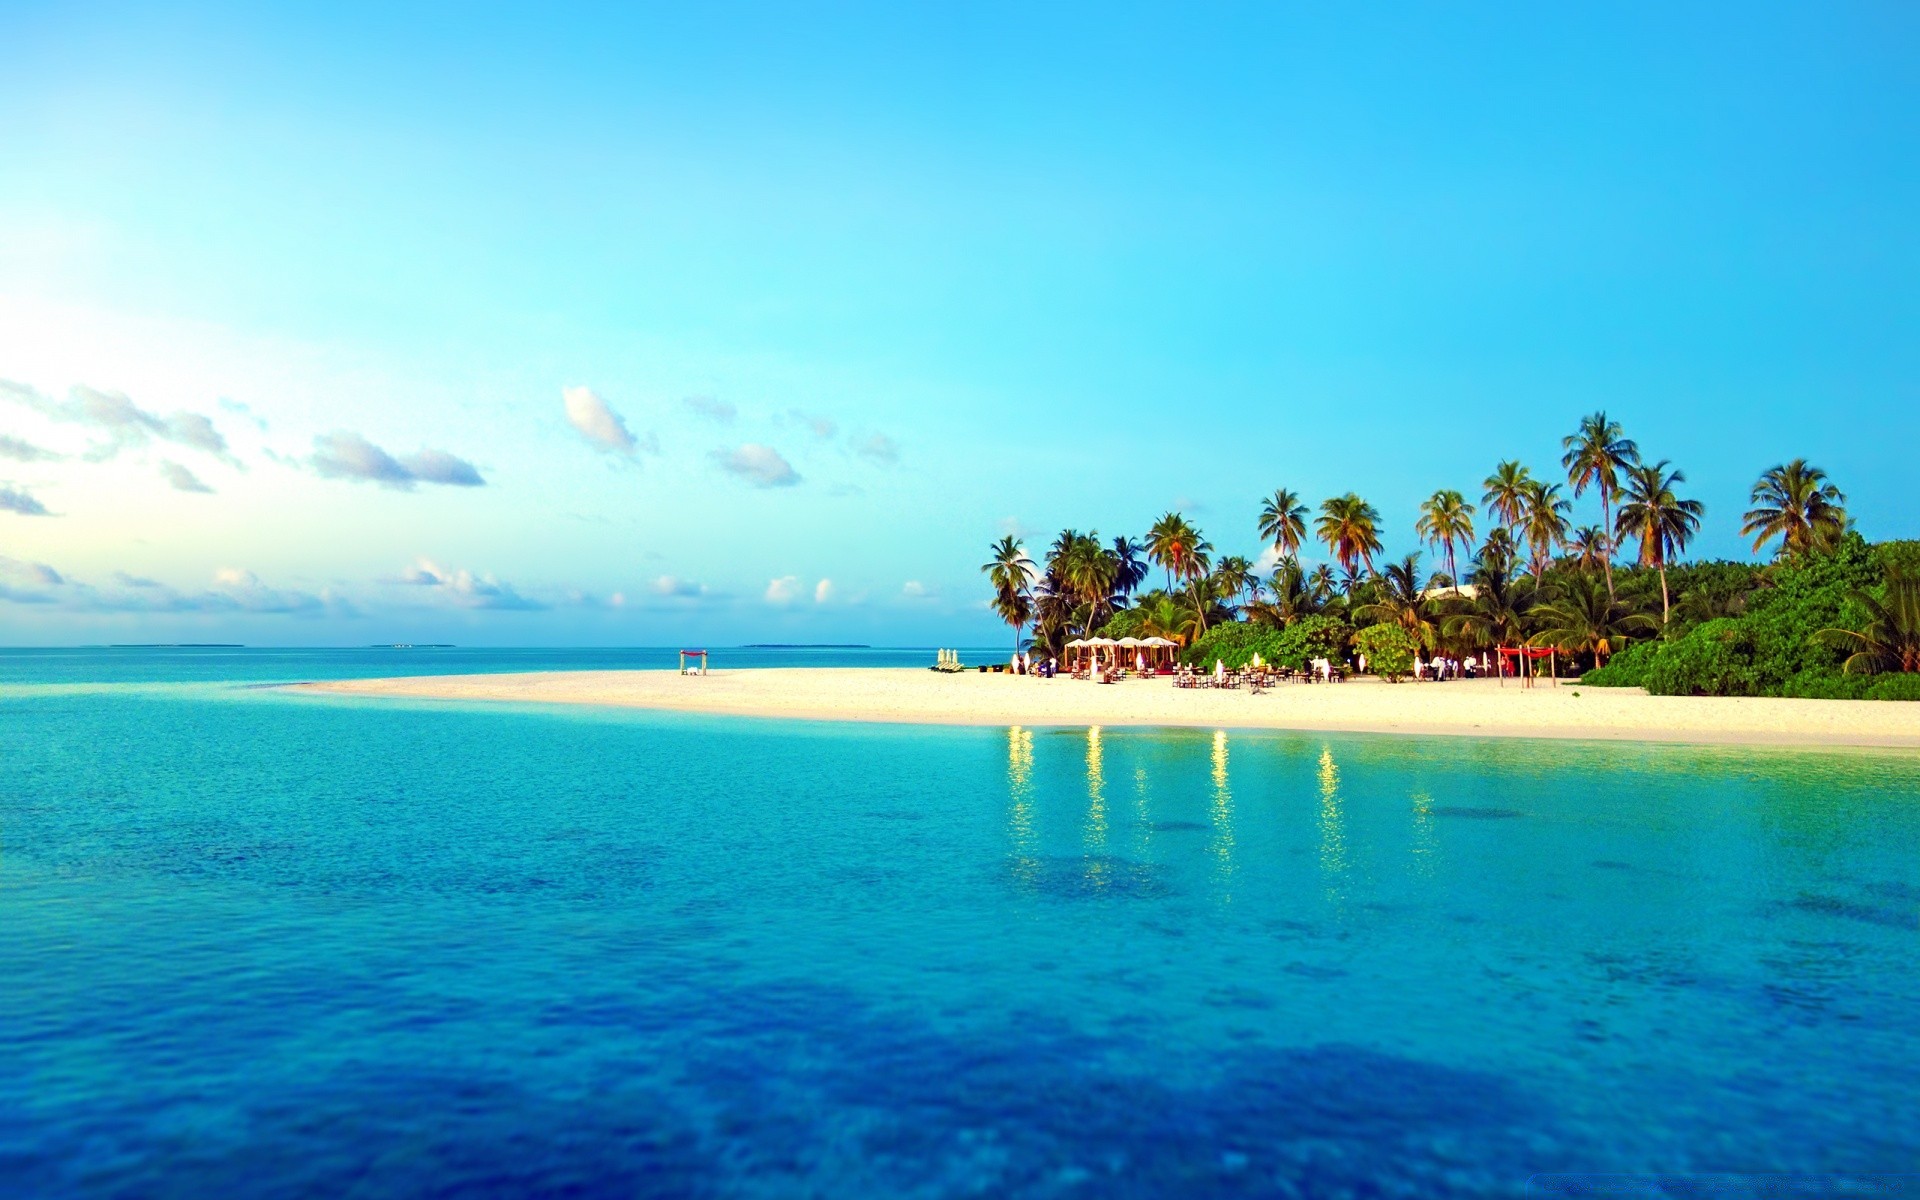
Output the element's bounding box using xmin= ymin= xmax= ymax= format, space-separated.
xmin=1 ymin=2 xmax=1915 ymax=646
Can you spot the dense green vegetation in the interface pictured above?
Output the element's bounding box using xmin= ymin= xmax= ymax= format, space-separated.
xmin=981 ymin=413 xmax=1916 ymax=699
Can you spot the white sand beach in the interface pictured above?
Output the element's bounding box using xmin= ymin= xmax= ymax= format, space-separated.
xmin=297 ymin=668 xmax=1920 ymax=749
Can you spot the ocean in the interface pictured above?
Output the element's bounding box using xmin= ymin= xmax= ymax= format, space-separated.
xmin=3 ymin=648 xmax=1916 ymax=1196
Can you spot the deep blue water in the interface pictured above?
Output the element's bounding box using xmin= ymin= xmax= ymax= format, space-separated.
xmin=4 ymin=650 xmax=1918 ymax=1197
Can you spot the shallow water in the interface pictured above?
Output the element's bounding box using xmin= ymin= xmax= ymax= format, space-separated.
xmin=4 ymin=652 xmax=1918 ymax=1196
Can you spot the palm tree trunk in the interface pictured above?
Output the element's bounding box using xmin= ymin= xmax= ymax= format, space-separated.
xmin=1601 ymin=489 xmax=1617 ymax=603
xmin=1659 ymin=563 xmax=1670 ymax=625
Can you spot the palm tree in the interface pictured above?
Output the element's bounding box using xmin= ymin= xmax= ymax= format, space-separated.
xmin=1482 ymin=460 xmax=1534 ymax=535
xmin=1520 ymin=480 xmax=1571 ymax=580
xmin=1742 ymin=459 xmax=1849 ymax=561
xmin=1414 ymin=489 xmax=1475 ymax=586
xmin=1137 ymin=593 xmax=1202 ymax=648
xmin=981 ymin=535 xmax=1035 ymax=654
xmin=1528 ymin=572 xmax=1655 ymax=667
xmin=1615 ymin=460 xmax=1704 ymax=624
xmin=1561 ymin=412 xmax=1638 ymax=600
xmin=1355 ymin=553 xmax=1439 ymax=650
xmin=1477 ymin=526 xmax=1519 ymax=575
xmin=1315 ymin=493 xmax=1383 ymax=576
xmin=1212 ymin=555 xmax=1256 ymax=611
xmin=1110 ymin=536 xmax=1149 ymax=599
xmin=1565 ymin=526 xmax=1609 ymax=577
xmin=1147 ymin=512 xmax=1210 ymax=591
xmin=1247 ymin=558 xmax=1320 ymax=628
xmin=1256 ymin=488 xmax=1308 ymax=560
xmin=1184 ymin=574 xmax=1230 ymax=640
xmin=1062 ymin=533 xmax=1119 ymax=634
xmin=1818 ymin=570 xmax=1920 ymax=674
xmin=1443 ymin=561 xmax=1535 ymax=660
xmin=1307 ymin=563 xmax=1339 ymax=604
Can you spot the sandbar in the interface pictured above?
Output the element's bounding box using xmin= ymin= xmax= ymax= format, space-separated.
xmin=294 ymin=668 xmax=1920 ymax=749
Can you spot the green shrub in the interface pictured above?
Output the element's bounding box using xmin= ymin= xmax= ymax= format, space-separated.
xmin=1352 ymin=623 xmax=1419 ymax=681
xmin=1866 ymin=673 xmax=1920 ymax=702
xmin=1180 ymin=622 xmax=1287 ymax=669
xmin=1781 ymin=669 xmax=1872 ymax=700
xmin=1579 ymin=640 xmax=1656 ymax=688
xmin=1643 ymin=619 xmax=1755 ymax=697
xmin=1274 ymin=614 xmax=1350 ymax=671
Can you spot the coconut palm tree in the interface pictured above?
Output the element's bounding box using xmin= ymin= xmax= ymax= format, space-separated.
xmin=1256 ymin=488 xmax=1308 ymax=560
xmin=1110 ymin=535 xmax=1149 ymax=599
xmin=1307 ymin=563 xmax=1339 ymax=605
xmin=1528 ymin=572 xmax=1656 ymax=666
xmin=1414 ymin=489 xmax=1475 ymax=587
xmin=981 ymin=535 xmax=1035 ymax=654
xmin=1565 ymin=526 xmax=1609 ymax=577
xmin=1477 ymin=526 xmax=1519 ymax=575
xmin=1443 ymin=562 xmax=1536 ymax=661
xmin=1212 ymin=555 xmax=1256 ymax=611
xmin=1356 ymin=553 xmax=1440 ymax=650
xmin=1146 ymin=512 xmax=1210 ymax=591
xmin=1818 ymin=570 xmax=1920 ymax=674
xmin=1520 ymin=480 xmax=1571 ymax=580
xmin=1615 ymin=460 xmax=1704 ymax=625
xmin=1062 ymin=533 xmax=1119 ymax=634
xmin=1315 ymin=493 xmax=1383 ymax=576
xmin=1482 ymin=460 xmax=1534 ymax=535
xmin=1248 ymin=558 xmax=1320 ymax=628
xmin=1561 ymin=412 xmax=1638 ymax=600
xmin=1137 ymin=593 xmax=1202 ymax=648
xmin=1742 ymin=459 xmax=1849 ymax=561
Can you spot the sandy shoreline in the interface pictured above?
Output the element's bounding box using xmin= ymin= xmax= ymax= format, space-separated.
xmin=293 ymin=668 xmax=1920 ymax=749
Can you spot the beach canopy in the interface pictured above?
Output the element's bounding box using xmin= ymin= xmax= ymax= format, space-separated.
xmin=1065 ymin=638 xmax=1089 ymax=648
xmin=1089 ymin=637 xmax=1118 ymax=647
xmin=1143 ymin=636 xmax=1175 ymax=647
xmin=1117 ymin=637 xmax=1142 ymax=647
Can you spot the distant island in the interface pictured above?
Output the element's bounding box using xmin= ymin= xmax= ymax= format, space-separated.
xmin=741 ymin=644 xmax=871 ymax=649
xmin=370 ymin=644 xmax=457 ymax=649
xmin=110 ymin=643 xmax=244 ymax=648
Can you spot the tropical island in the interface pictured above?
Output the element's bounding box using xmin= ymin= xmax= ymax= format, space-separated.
xmin=982 ymin=412 xmax=1919 ymax=701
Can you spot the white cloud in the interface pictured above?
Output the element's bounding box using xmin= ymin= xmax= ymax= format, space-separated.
xmin=159 ymin=460 xmax=214 ymax=494
xmin=683 ymin=395 xmax=736 ymax=424
xmin=855 ymin=433 xmax=900 ymax=465
xmin=563 ymin=385 xmax=650 ymax=456
xmin=765 ymin=575 xmax=801 ymax=605
xmin=1 ymin=556 xmax=343 ymax=615
xmin=2 ymin=380 xmax=235 ymax=463
xmin=651 ymin=575 xmax=709 ymax=599
xmin=389 ymin=558 xmax=544 ymax=610
xmin=0 ymin=484 xmax=52 ymax=516
xmin=310 ymin=432 xmax=485 ymax=490
xmin=713 ymin=443 xmax=800 ymax=488
xmin=814 ymin=578 xmax=834 ymax=604
xmin=901 ymin=580 xmax=937 ymax=601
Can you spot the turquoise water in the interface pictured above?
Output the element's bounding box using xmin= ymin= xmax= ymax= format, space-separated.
xmin=4 ymin=652 xmax=1918 ymax=1196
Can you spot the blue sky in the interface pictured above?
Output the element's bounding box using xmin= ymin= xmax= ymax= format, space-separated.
xmin=1 ymin=2 xmax=1914 ymax=646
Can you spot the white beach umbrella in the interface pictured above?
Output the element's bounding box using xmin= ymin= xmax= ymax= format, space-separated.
xmin=1116 ymin=637 xmax=1143 ymax=647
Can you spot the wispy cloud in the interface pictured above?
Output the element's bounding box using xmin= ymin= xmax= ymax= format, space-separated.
xmin=764 ymin=575 xmax=801 ymax=605
xmin=563 ymin=385 xmax=656 ymax=456
xmin=159 ymin=460 xmax=215 ymax=494
xmin=788 ymin=410 xmax=837 ymax=439
xmin=311 ymin=432 xmax=485 ymax=490
xmin=0 ymin=435 xmax=60 ymax=463
xmin=901 ymin=580 xmax=938 ymax=601
xmin=713 ymin=443 xmax=800 ymax=488
xmin=855 ymin=433 xmax=900 ymax=465
xmin=683 ymin=395 xmax=736 ymax=424
xmin=1 ymin=380 xmax=235 ymax=464
xmin=390 ymin=558 xmax=544 ymax=610
xmin=814 ymin=578 xmax=834 ymax=604
xmin=0 ymin=484 xmax=52 ymax=516
xmin=0 ymin=556 xmax=345 ymax=615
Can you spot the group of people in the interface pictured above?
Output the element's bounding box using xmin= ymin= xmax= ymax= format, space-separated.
xmin=1008 ymin=652 xmax=1059 ymax=678
xmin=1412 ymin=654 xmax=1483 ymax=680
